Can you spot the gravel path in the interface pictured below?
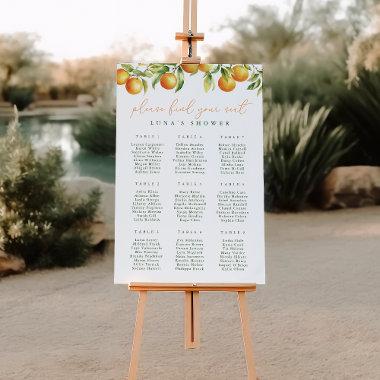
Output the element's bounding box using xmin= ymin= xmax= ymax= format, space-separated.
xmin=1 ymin=208 xmax=379 ymax=380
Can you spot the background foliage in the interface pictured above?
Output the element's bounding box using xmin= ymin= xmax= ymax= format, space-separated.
xmin=74 ymin=105 xmax=116 ymax=156
xmin=208 ymin=0 xmax=380 ymax=211
xmin=334 ymin=71 xmax=380 ymax=165
xmin=264 ymin=103 xmax=354 ymax=211
xmin=0 ymin=113 xmax=101 ymax=268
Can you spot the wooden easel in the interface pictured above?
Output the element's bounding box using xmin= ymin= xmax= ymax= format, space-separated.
xmin=175 ymin=0 xmax=204 ymax=63
xmin=127 ymin=1 xmax=258 ymax=379
xmin=128 ymin=283 xmax=257 ymax=379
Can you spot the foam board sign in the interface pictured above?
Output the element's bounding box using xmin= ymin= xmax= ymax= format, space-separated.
xmin=115 ymin=63 xmax=265 ymax=284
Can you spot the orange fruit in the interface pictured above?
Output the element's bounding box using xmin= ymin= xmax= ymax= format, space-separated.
xmin=126 ymin=77 xmax=143 ymax=94
xmin=218 ymin=76 xmax=236 ymax=92
xmin=181 ymin=64 xmax=199 ymax=74
xmin=231 ymin=65 xmax=249 ymax=82
xmin=199 ymin=64 xmax=214 ymax=72
xmin=160 ymin=73 xmax=177 ymax=90
xmin=116 ymin=68 xmax=130 ymax=85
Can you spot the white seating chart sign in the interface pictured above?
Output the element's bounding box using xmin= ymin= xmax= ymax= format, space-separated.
xmin=115 ymin=63 xmax=265 ymax=284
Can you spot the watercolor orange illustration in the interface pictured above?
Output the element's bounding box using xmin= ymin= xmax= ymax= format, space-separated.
xmin=117 ymin=63 xmax=262 ymax=94
xmin=181 ymin=64 xmax=199 ymax=74
xmin=218 ymin=76 xmax=236 ymax=92
xmin=160 ymin=73 xmax=177 ymax=90
xmin=232 ymin=65 xmax=249 ymax=82
xmin=125 ymin=77 xmax=143 ymax=95
xmin=199 ymin=64 xmax=214 ymax=72
xmin=116 ymin=68 xmax=130 ymax=85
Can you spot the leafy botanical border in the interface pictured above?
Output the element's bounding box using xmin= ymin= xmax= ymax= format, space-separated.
xmin=117 ymin=63 xmax=263 ymax=95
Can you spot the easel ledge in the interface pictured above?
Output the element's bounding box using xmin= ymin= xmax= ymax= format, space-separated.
xmin=129 ymin=282 xmax=256 ymax=292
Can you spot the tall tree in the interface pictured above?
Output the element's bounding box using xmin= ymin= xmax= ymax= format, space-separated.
xmin=0 ymin=33 xmax=46 ymax=99
xmin=208 ymin=0 xmax=305 ymax=63
xmin=207 ymin=0 xmax=376 ymax=64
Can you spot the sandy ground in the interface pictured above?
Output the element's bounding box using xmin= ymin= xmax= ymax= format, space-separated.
xmin=1 ymin=207 xmax=379 ymax=380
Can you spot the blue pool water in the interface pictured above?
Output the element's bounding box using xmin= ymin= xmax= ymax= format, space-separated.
xmin=0 ymin=116 xmax=115 ymax=184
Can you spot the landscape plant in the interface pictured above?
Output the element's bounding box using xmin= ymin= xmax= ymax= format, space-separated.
xmin=0 ymin=110 xmax=101 ymax=268
xmin=2 ymin=86 xmax=35 ymax=110
xmin=264 ymin=102 xmax=354 ymax=211
xmin=74 ymin=106 xmax=116 ymax=156
xmin=266 ymin=54 xmax=346 ymax=111
xmin=0 ymin=33 xmax=48 ymax=104
xmin=334 ymin=71 xmax=380 ymax=165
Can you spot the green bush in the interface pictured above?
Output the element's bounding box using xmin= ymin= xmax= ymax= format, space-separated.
xmin=334 ymin=70 xmax=380 ymax=165
xmin=3 ymin=86 xmax=35 ymax=110
xmin=264 ymin=102 xmax=354 ymax=211
xmin=49 ymin=86 xmax=59 ymax=100
xmin=0 ymin=112 xmax=101 ymax=268
xmin=74 ymin=106 xmax=116 ymax=156
xmin=266 ymin=56 xmax=346 ymax=111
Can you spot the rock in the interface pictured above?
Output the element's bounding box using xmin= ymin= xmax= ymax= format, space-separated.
xmin=0 ymin=250 xmax=26 ymax=276
xmin=318 ymin=166 xmax=380 ymax=209
xmin=88 ymin=221 xmax=107 ymax=246
xmin=61 ymin=177 xmax=115 ymax=240
xmin=76 ymin=94 xmax=95 ymax=107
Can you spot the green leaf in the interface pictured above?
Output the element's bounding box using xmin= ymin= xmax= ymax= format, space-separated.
xmin=152 ymin=72 xmax=163 ymax=89
xmin=203 ymin=73 xmax=212 ymax=93
xmin=157 ymin=66 xmax=170 ymax=74
xmin=211 ymin=64 xmax=221 ymax=74
xmin=221 ymin=67 xmax=230 ymax=81
xmin=148 ymin=64 xmax=165 ymax=72
xmin=132 ymin=69 xmax=145 ymax=77
xmin=142 ymin=78 xmax=148 ymax=94
xmin=247 ymin=79 xmax=261 ymax=90
xmin=143 ymin=70 xmax=153 ymax=78
xmin=244 ymin=64 xmax=251 ymax=71
xmin=175 ymin=67 xmax=185 ymax=92
xmin=248 ymin=73 xmax=260 ymax=82
xmin=225 ymin=67 xmax=233 ymax=76
xmin=121 ymin=64 xmax=133 ymax=72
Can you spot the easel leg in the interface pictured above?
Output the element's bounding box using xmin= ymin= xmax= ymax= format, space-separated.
xmin=128 ymin=290 xmax=147 ymax=380
xmin=184 ymin=290 xmax=200 ymax=349
xmin=237 ymin=291 xmax=257 ymax=380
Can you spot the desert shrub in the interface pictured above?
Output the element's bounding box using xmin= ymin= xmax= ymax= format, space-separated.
xmin=49 ymin=86 xmax=59 ymax=100
xmin=0 ymin=111 xmax=101 ymax=268
xmin=266 ymin=56 xmax=346 ymax=111
xmin=74 ymin=106 xmax=116 ymax=156
xmin=346 ymin=5 xmax=380 ymax=82
xmin=3 ymin=86 xmax=35 ymax=110
xmin=264 ymin=102 xmax=354 ymax=211
xmin=62 ymin=84 xmax=82 ymax=99
xmin=334 ymin=70 xmax=380 ymax=165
